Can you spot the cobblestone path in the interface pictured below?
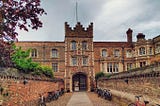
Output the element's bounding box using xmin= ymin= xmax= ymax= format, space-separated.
xmin=87 ymin=92 xmax=120 ymax=106
xmin=46 ymin=93 xmax=73 ymax=106
xmin=47 ymin=92 xmax=120 ymax=106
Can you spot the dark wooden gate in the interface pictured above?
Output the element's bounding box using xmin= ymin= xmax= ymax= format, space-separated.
xmin=72 ymin=73 xmax=87 ymax=91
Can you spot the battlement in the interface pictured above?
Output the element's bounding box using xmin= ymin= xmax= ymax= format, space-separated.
xmin=65 ymin=22 xmax=93 ymax=38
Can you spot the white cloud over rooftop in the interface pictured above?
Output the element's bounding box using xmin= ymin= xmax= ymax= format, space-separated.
xmin=17 ymin=0 xmax=160 ymax=42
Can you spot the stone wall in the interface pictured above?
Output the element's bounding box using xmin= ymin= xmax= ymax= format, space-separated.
xmin=0 ymin=68 xmax=64 ymax=106
xmin=98 ymin=64 xmax=160 ymax=105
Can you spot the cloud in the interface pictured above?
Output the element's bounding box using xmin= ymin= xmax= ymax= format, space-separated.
xmin=17 ymin=0 xmax=160 ymax=42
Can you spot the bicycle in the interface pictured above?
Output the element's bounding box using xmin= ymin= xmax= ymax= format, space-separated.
xmin=128 ymin=95 xmax=149 ymax=106
xmin=38 ymin=94 xmax=46 ymax=106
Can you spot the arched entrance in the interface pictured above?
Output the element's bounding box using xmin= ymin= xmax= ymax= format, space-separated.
xmin=72 ymin=72 xmax=87 ymax=91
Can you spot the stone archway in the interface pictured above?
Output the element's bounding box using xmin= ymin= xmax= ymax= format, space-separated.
xmin=72 ymin=72 xmax=87 ymax=91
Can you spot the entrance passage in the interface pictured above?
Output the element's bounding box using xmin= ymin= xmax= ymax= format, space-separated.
xmin=72 ymin=72 xmax=87 ymax=91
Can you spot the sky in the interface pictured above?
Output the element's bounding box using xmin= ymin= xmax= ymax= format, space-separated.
xmin=17 ymin=0 xmax=160 ymax=42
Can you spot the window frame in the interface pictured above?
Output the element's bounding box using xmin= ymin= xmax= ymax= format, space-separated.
xmin=82 ymin=57 xmax=88 ymax=66
xmin=102 ymin=49 xmax=107 ymax=57
xmin=51 ymin=49 xmax=58 ymax=58
xmin=82 ymin=41 xmax=88 ymax=50
xmin=52 ymin=63 xmax=58 ymax=72
xmin=139 ymin=47 xmax=146 ymax=55
xmin=71 ymin=57 xmax=77 ymax=66
xmin=114 ymin=49 xmax=120 ymax=57
xmin=31 ymin=48 xmax=38 ymax=58
xmin=71 ymin=41 xmax=77 ymax=50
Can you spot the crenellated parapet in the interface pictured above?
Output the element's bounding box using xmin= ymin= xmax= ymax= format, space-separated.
xmin=65 ymin=22 xmax=93 ymax=38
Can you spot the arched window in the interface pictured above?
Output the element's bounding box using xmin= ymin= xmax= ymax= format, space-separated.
xmin=71 ymin=41 xmax=76 ymax=50
xmin=126 ymin=49 xmax=132 ymax=57
xmin=52 ymin=49 xmax=58 ymax=58
xmin=114 ymin=49 xmax=120 ymax=57
xmin=82 ymin=41 xmax=87 ymax=50
xmin=139 ymin=47 xmax=145 ymax=55
xmin=102 ymin=49 xmax=107 ymax=57
xmin=31 ymin=48 xmax=37 ymax=58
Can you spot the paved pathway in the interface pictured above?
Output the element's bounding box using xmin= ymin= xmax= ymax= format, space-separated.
xmin=67 ymin=92 xmax=93 ymax=106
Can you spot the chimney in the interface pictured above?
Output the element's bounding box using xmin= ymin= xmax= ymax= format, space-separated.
xmin=126 ymin=28 xmax=133 ymax=43
xmin=137 ymin=33 xmax=145 ymax=42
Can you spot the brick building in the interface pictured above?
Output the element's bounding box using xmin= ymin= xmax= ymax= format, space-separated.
xmin=16 ymin=22 xmax=160 ymax=92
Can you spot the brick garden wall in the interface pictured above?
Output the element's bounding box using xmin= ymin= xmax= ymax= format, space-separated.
xmin=98 ymin=64 xmax=160 ymax=105
xmin=0 ymin=68 xmax=64 ymax=106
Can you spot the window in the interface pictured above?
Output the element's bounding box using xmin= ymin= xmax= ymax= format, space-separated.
xmin=107 ymin=63 xmax=119 ymax=73
xmin=82 ymin=41 xmax=87 ymax=50
xmin=126 ymin=50 xmax=132 ymax=58
xmin=140 ymin=61 xmax=146 ymax=67
xmin=82 ymin=57 xmax=88 ymax=66
xmin=31 ymin=49 xmax=37 ymax=58
xmin=102 ymin=49 xmax=107 ymax=57
xmin=102 ymin=63 xmax=105 ymax=72
xmin=107 ymin=63 xmax=112 ymax=73
xmin=127 ymin=63 xmax=132 ymax=70
xmin=52 ymin=49 xmax=58 ymax=58
xmin=72 ymin=57 xmax=77 ymax=66
xmin=113 ymin=63 xmax=119 ymax=72
xmin=71 ymin=41 xmax=76 ymax=50
xmin=139 ymin=47 xmax=145 ymax=55
xmin=149 ymin=47 xmax=152 ymax=55
xmin=155 ymin=44 xmax=160 ymax=54
xmin=114 ymin=49 xmax=120 ymax=57
xmin=52 ymin=63 xmax=58 ymax=72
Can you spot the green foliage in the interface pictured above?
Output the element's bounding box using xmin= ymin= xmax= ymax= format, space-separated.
xmin=95 ymin=72 xmax=111 ymax=80
xmin=11 ymin=44 xmax=54 ymax=78
xmin=11 ymin=45 xmax=36 ymax=73
xmin=95 ymin=72 xmax=105 ymax=80
xmin=41 ymin=66 xmax=54 ymax=78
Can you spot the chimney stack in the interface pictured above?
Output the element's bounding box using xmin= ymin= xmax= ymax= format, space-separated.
xmin=126 ymin=28 xmax=133 ymax=43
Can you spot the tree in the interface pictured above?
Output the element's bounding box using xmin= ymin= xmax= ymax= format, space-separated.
xmin=0 ymin=0 xmax=46 ymax=67
xmin=11 ymin=44 xmax=54 ymax=78
xmin=0 ymin=0 xmax=46 ymax=40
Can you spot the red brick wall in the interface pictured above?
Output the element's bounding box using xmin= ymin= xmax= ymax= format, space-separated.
xmin=98 ymin=65 xmax=160 ymax=105
xmin=0 ymin=76 xmax=64 ymax=106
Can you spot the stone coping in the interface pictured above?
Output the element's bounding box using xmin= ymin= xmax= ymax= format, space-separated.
xmin=0 ymin=68 xmax=63 ymax=82
xmin=99 ymin=64 xmax=160 ymax=80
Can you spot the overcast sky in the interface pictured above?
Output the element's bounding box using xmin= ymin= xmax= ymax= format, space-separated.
xmin=17 ymin=0 xmax=160 ymax=42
